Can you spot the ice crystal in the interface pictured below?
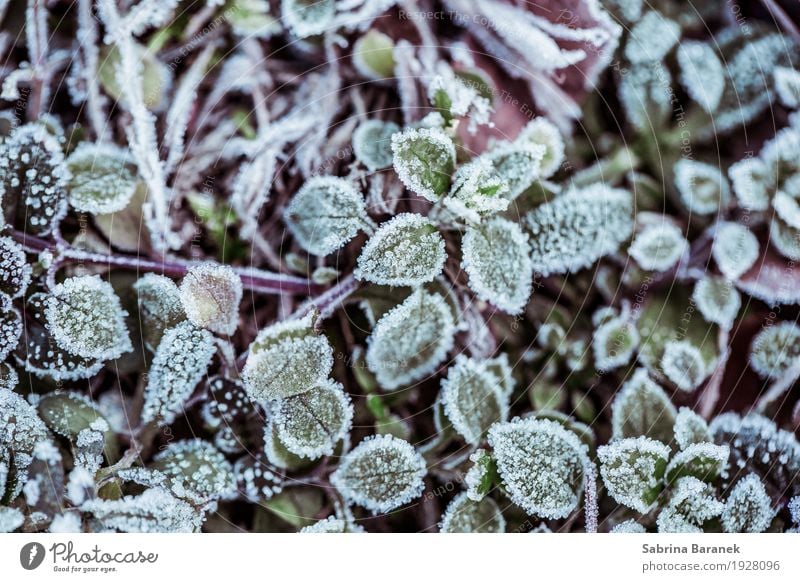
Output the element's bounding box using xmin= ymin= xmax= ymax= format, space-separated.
xmin=461 ymin=217 xmax=532 ymax=314
xmin=749 ymin=321 xmax=800 ymax=380
xmin=0 ymin=236 xmax=32 ymax=299
xmin=67 ymin=466 xmax=95 ymax=506
xmin=365 ymin=288 xmax=455 ymax=390
xmin=593 ymin=315 xmax=639 ymax=371
xmin=0 ymin=293 xmax=22 ymax=362
xmin=81 ymin=488 xmax=203 ymax=533
xmin=661 ymin=340 xmax=709 ymax=393
xmin=657 ymin=476 xmax=724 ymax=533
xmin=242 ymin=311 xmax=334 ymax=401
xmin=711 ymin=221 xmax=759 ymax=280
xmin=284 ymin=176 xmax=371 ymax=257
xmin=65 ymin=142 xmax=137 ymax=214
xmin=628 ymin=223 xmax=688 ymax=272
xmin=517 ymin=117 xmax=565 ymax=179
xmin=440 ymin=356 xmax=510 ymax=446
xmin=272 ymin=379 xmax=353 ymax=459
xmin=141 ymin=321 xmax=216 ymax=424
xmin=150 ymin=440 xmax=235 ymax=504
xmin=179 ymin=263 xmax=243 ymax=336
xmin=281 ymin=0 xmax=334 ymax=38
xmin=775 ymin=66 xmax=800 ymax=109
xmin=728 ymin=158 xmax=771 ymax=212
xmin=482 ymin=141 xmax=544 ymax=201
xmin=465 ymin=448 xmax=497 ymax=502
xmin=673 ymin=407 xmax=711 ymax=451
xmin=721 ymin=474 xmax=774 ymax=533
xmin=440 ymin=492 xmax=505 ymax=533
xmin=610 ymin=369 xmax=677 ymax=444
xmin=526 ymin=185 xmax=634 ymax=276
xmin=677 ymin=41 xmax=725 ymax=113
xmin=665 ymin=442 xmax=729 ymax=484
xmin=391 ymin=128 xmax=455 ymax=202
xmin=598 ymin=436 xmax=670 ymax=513
xmin=352 ymin=120 xmax=400 ymax=171
xmin=331 ymin=434 xmax=426 ymax=514
xmin=674 ymin=159 xmax=730 ymax=215
xmin=444 ymin=158 xmax=509 ymax=223
xmin=624 ymin=11 xmax=679 ymax=64
xmin=789 ymin=497 xmax=800 ymax=525
xmin=45 ymin=275 xmax=132 ymax=361
xmin=133 ymin=273 xmax=186 ymax=351
xmin=692 ymin=276 xmax=741 ymax=329
xmin=488 ymin=418 xmax=588 ymax=519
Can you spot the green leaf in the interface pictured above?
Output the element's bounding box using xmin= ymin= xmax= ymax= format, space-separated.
xmin=598 ymin=436 xmax=670 ymax=513
xmin=391 ymin=127 xmax=455 ymax=201
xmin=610 ymin=369 xmax=676 ymax=444
xmin=665 ymin=443 xmax=729 ymax=484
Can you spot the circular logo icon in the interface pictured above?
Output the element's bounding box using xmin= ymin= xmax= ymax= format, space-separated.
xmin=20 ymin=542 xmax=46 ymax=570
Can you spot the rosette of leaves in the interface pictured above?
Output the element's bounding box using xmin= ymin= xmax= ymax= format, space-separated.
xmin=179 ymin=263 xmax=243 ymax=335
xmin=440 ymin=492 xmax=505 ymax=533
xmin=487 ymin=417 xmax=589 ymax=519
xmin=598 ymin=436 xmax=670 ymax=514
xmin=242 ymin=311 xmax=334 ymax=401
xmin=330 ymin=434 xmax=426 ymax=514
xmin=65 ymin=142 xmax=138 ymax=214
xmin=284 ymin=176 xmax=372 ymax=257
xmin=391 ymin=127 xmax=455 ymax=202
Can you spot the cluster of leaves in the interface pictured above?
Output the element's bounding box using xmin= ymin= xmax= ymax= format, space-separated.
xmin=1 ymin=0 xmax=800 ymax=534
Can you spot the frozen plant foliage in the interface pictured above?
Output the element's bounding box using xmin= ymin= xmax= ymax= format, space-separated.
xmin=674 ymin=159 xmax=730 ymax=215
xmin=0 ymin=507 xmax=24 ymax=533
xmin=331 ymin=434 xmax=426 ymax=514
xmin=597 ymin=436 xmax=670 ymax=514
xmin=665 ymin=443 xmax=729 ymax=484
xmin=516 ymin=118 xmax=565 ymax=179
xmin=728 ymin=158 xmax=772 ymax=212
xmin=133 ymin=274 xmax=186 ymax=351
xmin=593 ymin=316 xmax=639 ymax=371
xmin=711 ymin=222 xmax=759 ymax=280
xmin=774 ymin=66 xmax=800 ymax=109
xmin=281 ymin=0 xmax=334 ymax=38
xmin=488 ymin=418 xmax=588 ymax=519
xmin=721 ymin=474 xmax=774 ymax=533
xmin=673 ymin=407 xmax=711 ymax=451
xmin=352 ymin=120 xmax=400 ymax=171
xmin=628 ymin=223 xmax=688 ymax=272
xmin=141 ymin=321 xmax=216 ymax=424
xmin=284 ymin=176 xmax=371 ymax=257
xmin=526 ymin=185 xmax=634 ymax=276
xmin=365 ymin=289 xmax=455 ymax=390
xmin=481 ymin=141 xmax=544 ymax=201
xmin=444 ymin=158 xmax=509 ymax=223
xmin=300 ymin=516 xmax=363 ymax=533
xmin=677 ymin=41 xmax=725 ymax=113
xmin=461 ymin=217 xmax=533 ymax=314
xmin=179 ymin=264 xmax=243 ymax=336
xmin=0 ymin=294 xmax=22 ymax=362
xmin=391 ymin=128 xmax=455 ymax=202
xmin=618 ymin=62 xmax=672 ymax=130
xmin=81 ymin=488 xmax=203 ymax=533
xmin=692 ymin=277 xmax=741 ymax=329
xmin=440 ymin=492 xmax=505 ymax=533
xmin=661 ymin=340 xmax=709 ymax=393
xmin=149 ymin=440 xmax=235 ymax=504
xmin=624 ymin=11 xmax=679 ymax=64
xmin=65 ymin=143 xmax=137 ymax=214
xmin=0 ymin=237 xmax=32 ymax=298
xmin=657 ymin=476 xmax=724 ymax=533
xmin=465 ymin=449 xmax=496 ymax=502
xmin=749 ymin=322 xmax=800 ymax=380
xmin=611 ymin=369 xmax=677 ymax=444
xmin=354 ymin=213 xmax=446 ymax=286
xmin=610 ymin=519 xmax=646 ymax=533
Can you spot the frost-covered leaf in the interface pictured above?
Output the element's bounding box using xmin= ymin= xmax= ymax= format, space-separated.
xmin=201 ymin=377 xmax=253 ymax=454
xmin=97 ymin=43 xmax=171 ymax=110
xmin=272 ymin=379 xmax=353 ymax=459
xmin=674 ymin=407 xmax=711 ymax=451
xmin=0 ymin=506 xmax=24 ymax=532
xmin=355 ymin=213 xmax=445 ymax=286
xmin=711 ymin=222 xmax=759 ymax=281
xmin=263 ymin=421 xmax=314 ymax=472
xmin=428 ymin=63 xmax=492 ymax=129
xmin=0 ymin=387 xmax=49 ymax=498
xmin=517 ymin=117 xmax=565 ymax=179
xmin=692 ymin=276 xmax=741 ymax=329
xmin=20 ymin=315 xmax=103 ymax=381
xmin=721 ymin=474 xmax=774 ymax=533
xmin=281 ymin=0 xmax=334 ymax=38
xmin=81 ymin=488 xmax=203 ymax=532
xmin=37 ymin=392 xmax=114 ymax=453
xmin=284 ymin=176 xmax=371 ymax=256
xmin=440 ymin=492 xmax=505 ymax=533
xmin=331 ymin=434 xmax=426 ymax=514
xmin=465 ymin=448 xmax=497 ymax=502
xmin=66 ymin=143 xmax=137 ymax=214
xmin=440 ymin=356 xmax=509 ymax=446
xmin=0 ymin=293 xmax=22 ymax=362
xmin=45 ymin=275 xmax=132 ymax=361
xmin=749 ymin=321 xmax=800 ymax=380
xmin=624 ymin=11 xmax=679 ymax=64
xmin=598 ymin=436 xmax=670 ymax=513
xmin=141 ymin=321 xmax=216 ymax=424
xmin=0 ymin=362 xmax=18 ymax=391
xmin=300 ymin=515 xmax=364 ymax=533
xmin=461 ymin=217 xmax=532 ymax=314
xmin=526 ymin=184 xmax=633 ymax=276
xmin=774 ymin=66 xmax=800 ymax=109
xmin=656 ymin=476 xmax=723 ymax=533
xmin=0 ymin=236 xmax=32 ymax=299
xmin=592 ymin=315 xmax=639 ymax=371
xmin=242 ymin=311 xmax=334 ymax=401
xmin=610 ymin=519 xmax=646 ymax=533
xmin=610 ymin=369 xmax=677 ymax=444
xmin=444 ymin=158 xmax=509 ymax=223
xmin=150 ymin=440 xmax=235 ymax=504
xmin=488 ymin=417 xmax=588 ymax=519
xmin=628 ymin=223 xmax=688 ymax=272
xmin=482 ymin=141 xmax=544 ymax=200
xmin=665 ymin=442 xmax=729 ymax=484
xmin=365 ymin=288 xmax=455 ymax=390
xmin=391 ymin=127 xmax=455 ymax=202
xmin=233 ymin=455 xmax=283 ymax=502
xmin=353 ymin=120 xmax=399 ymax=171
xmin=728 ymin=158 xmax=772 ymax=212
xmin=770 ymin=190 xmax=800 ymax=260
xmin=674 ymin=159 xmax=730 ymax=215
xmin=677 ymin=41 xmax=725 ymax=113
xmin=618 ymin=62 xmax=672 ymax=130
xmin=179 ymin=263 xmax=243 ymax=335
xmin=661 ymin=340 xmax=709 ymax=393
xmin=352 ymin=29 xmax=396 ymax=79
xmin=133 ymin=273 xmax=186 ymax=351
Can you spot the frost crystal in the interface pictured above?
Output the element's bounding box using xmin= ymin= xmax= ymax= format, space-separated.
xmin=598 ymin=436 xmax=670 ymax=513
xmin=488 ymin=418 xmax=588 ymax=519
xmin=482 ymin=141 xmax=544 ymax=201
xmin=517 ymin=117 xmax=565 ymax=179
xmin=657 ymin=476 xmax=724 ymax=533
xmin=749 ymin=322 xmax=800 ymax=380
xmin=141 ymin=321 xmax=215 ymax=424
xmin=440 ymin=356 xmax=510 ymax=446
xmin=365 ymin=289 xmax=455 ymax=390
xmin=611 ymin=369 xmax=677 ymax=444
xmin=352 ymin=120 xmax=399 ymax=171
xmin=624 ymin=11 xmax=679 ymax=64
xmin=180 ymin=263 xmax=243 ymax=335
xmin=721 ymin=474 xmax=774 ymax=533
xmin=0 ymin=236 xmax=32 ymax=298
xmin=133 ymin=273 xmax=186 ymax=351
xmin=284 ymin=176 xmax=371 ymax=256
xmin=628 ymin=223 xmax=688 ymax=272
xmin=391 ymin=127 xmax=455 ymax=202
xmin=355 ymin=213 xmax=446 ymax=286
xmin=150 ymin=440 xmax=235 ymax=504
xmin=665 ymin=443 xmax=729 ymax=484
xmin=774 ymin=66 xmax=800 ymax=109
xmin=65 ymin=142 xmax=137 ymax=214
xmin=465 ymin=448 xmax=496 ymax=502
xmin=461 ymin=217 xmax=532 ymax=314
xmin=593 ymin=316 xmax=639 ymax=371
xmin=81 ymin=488 xmax=203 ymax=532
xmin=331 ymin=434 xmax=426 ymax=514
xmin=674 ymin=407 xmax=711 ymax=451
xmin=444 ymin=158 xmax=509 ymax=223
xmin=526 ymin=185 xmax=633 ymax=276
xmin=243 ymin=311 xmax=334 ymax=401
xmin=610 ymin=519 xmax=646 ymax=533
xmin=45 ymin=275 xmax=132 ymax=361
xmin=440 ymin=492 xmax=505 ymax=533
xmin=692 ymin=276 xmax=741 ymax=329
xmin=661 ymin=340 xmax=709 ymax=393
xmin=272 ymin=379 xmax=353 ymax=459
xmin=674 ymin=159 xmax=730 ymax=215
xmin=677 ymin=41 xmax=725 ymax=113
xmin=711 ymin=222 xmax=759 ymax=280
